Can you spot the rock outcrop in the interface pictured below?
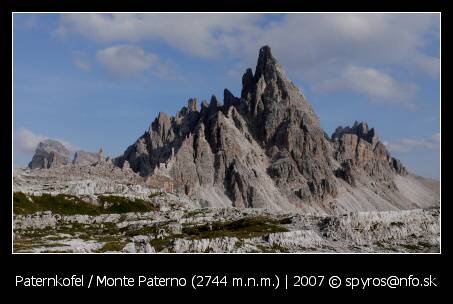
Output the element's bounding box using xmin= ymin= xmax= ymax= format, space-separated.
xmin=73 ymin=151 xmax=98 ymax=166
xmin=331 ymin=121 xmax=407 ymax=189
xmin=28 ymin=139 xmax=70 ymax=169
xmin=72 ymin=147 xmax=105 ymax=166
xmin=115 ymin=46 xmax=431 ymax=213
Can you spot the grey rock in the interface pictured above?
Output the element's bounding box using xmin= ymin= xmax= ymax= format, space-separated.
xmin=113 ymin=45 xmax=429 ymax=213
xmin=73 ymin=150 xmax=98 ymax=166
xmin=28 ymin=139 xmax=70 ymax=169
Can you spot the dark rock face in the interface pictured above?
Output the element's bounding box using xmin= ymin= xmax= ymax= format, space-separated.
xmin=28 ymin=139 xmax=70 ymax=169
xmin=117 ymin=46 xmax=408 ymax=210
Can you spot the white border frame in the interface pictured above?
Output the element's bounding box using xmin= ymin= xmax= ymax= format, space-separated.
xmin=11 ymin=12 xmax=442 ymax=255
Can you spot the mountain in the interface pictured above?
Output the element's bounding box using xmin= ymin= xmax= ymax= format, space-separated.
xmin=96 ymin=46 xmax=439 ymax=213
xmin=29 ymin=140 xmax=105 ymax=169
xmin=28 ymin=139 xmax=70 ymax=169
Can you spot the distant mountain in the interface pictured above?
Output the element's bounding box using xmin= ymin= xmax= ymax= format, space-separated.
xmin=28 ymin=139 xmax=70 ymax=169
xmin=29 ymin=140 xmax=104 ymax=169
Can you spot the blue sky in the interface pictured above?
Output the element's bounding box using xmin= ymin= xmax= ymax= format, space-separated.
xmin=13 ymin=13 xmax=440 ymax=179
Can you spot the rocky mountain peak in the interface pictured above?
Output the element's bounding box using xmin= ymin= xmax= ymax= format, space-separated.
xmin=253 ymin=45 xmax=278 ymax=81
xmin=28 ymin=139 xmax=70 ymax=169
xmin=187 ymin=98 xmax=199 ymax=112
xmin=332 ymin=121 xmax=378 ymax=145
xmin=115 ymin=45 xmax=411 ymax=212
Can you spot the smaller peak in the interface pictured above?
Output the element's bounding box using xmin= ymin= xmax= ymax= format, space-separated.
xmin=201 ymin=99 xmax=209 ymax=109
xmin=254 ymin=45 xmax=279 ymax=82
xmin=259 ymin=45 xmax=272 ymax=57
xmin=332 ymin=121 xmax=377 ymax=144
xmin=155 ymin=112 xmax=170 ymax=125
xmin=242 ymin=68 xmax=254 ymax=87
xmin=224 ymin=89 xmax=239 ymax=109
xmin=209 ymin=95 xmax=221 ymax=108
xmin=187 ymin=98 xmax=198 ymax=112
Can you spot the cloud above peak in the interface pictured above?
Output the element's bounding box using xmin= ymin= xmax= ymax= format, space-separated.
xmin=57 ymin=13 xmax=439 ymax=105
xmin=58 ymin=13 xmax=258 ymax=58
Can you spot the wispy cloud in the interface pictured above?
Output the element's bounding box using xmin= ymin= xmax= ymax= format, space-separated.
xmin=56 ymin=13 xmax=439 ymax=75
xmin=315 ymin=65 xmax=418 ymax=103
xmin=15 ymin=128 xmax=79 ymax=154
xmin=56 ymin=13 xmax=439 ymax=106
xmin=57 ymin=13 xmax=259 ymax=58
xmin=96 ymin=45 xmax=158 ymax=78
xmin=384 ymin=133 xmax=440 ymax=153
xmin=16 ymin=128 xmax=47 ymax=154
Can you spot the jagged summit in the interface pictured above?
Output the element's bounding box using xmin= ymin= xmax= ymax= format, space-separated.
xmin=110 ymin=46 xmax=435 ymax=212
xmin=332 ymin=121 xmax=378 ymax=145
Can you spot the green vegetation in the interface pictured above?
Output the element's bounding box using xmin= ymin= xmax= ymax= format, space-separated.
xmin=150 ymin=237 xmax=172 ymax=252
xmin=182 ymin=216 xmax=289 ymax=239
xmin=96 ymin=241 xmax=125 ymax=252
xmin=98 ymin=195 xmax=159 ymax=213
xmin=14 ymin=193 xmax=101 ymax=215
xmin=183 ymin=209 xmax=206 ymax=218
xmin=13 ymin=192 xmax=158 ymax=215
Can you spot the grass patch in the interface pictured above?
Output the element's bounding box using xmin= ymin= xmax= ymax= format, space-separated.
xmin=183 ymin=209 xmax=206 ymax=218
xmin=150 ymin=238 xmax=172 ymax=252
xmin=96 ymin=241 xmax=125 ymax=252
xmin=401 ymin=243 xmax=422 ymax=252
xmin=98 ymin=195 xmax=159 ymax=213
xmin=14 ymin=193 xmax=100 ymax=215
xmin=14 ymin=192 xmax=158 ymax=215
xmin=182 ymin=216 xmax=289 ymax=240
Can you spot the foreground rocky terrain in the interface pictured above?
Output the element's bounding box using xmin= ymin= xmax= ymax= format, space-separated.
xmin=13 ymin=45 xmax=439 ymax=253
xmin=13 ymin=161 xmax=439 ymax=253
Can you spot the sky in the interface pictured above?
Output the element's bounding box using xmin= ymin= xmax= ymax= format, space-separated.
xmin=13 ymin=13 xmax=440 ymax=179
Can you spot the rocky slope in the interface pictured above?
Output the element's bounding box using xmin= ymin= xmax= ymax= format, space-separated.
xmin=13 ymin=197 xmax=439 ymax=253
xmin=13 ymin=161 xmax=439 ymax=253
xmin=115 ymin=46 xmax=438 ymax=213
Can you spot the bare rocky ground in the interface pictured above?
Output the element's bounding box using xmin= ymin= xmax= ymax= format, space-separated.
xmin=13 ymin=163 xmax=439 ymax=253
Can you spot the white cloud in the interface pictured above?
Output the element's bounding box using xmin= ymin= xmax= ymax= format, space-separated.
xmin=15 ymin=128 xmax=79 ymax=154
xmin=58 ymin=13 xmax=259 ymax=58
xmin=96 ymin=45 xmax=158 ymax=78
xmin=72 ymin=51 xmax=91 ymax=71
xmin=16 ymin=128 xmax=47 ymax=154
xmin=384 ymin=133 xmax=440 ymax=153
xmin=57 ymin=13 xmax=439 ymax=103
xmin=316 ymin=65 xmax=418 ymax=102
